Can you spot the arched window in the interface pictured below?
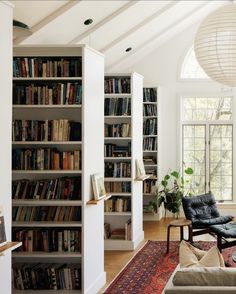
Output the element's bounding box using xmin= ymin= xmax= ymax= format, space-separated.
xmin=180 ymin=46 xmax=210 ymax=79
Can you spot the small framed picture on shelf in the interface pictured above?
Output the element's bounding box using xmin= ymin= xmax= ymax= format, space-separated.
xmin=0 ymin=205 xmax=6 ymax=247
xmin=91 ymin=173 xmax=106 ymax=200
xmin=135 ymin=159 xmax=146 ymax=177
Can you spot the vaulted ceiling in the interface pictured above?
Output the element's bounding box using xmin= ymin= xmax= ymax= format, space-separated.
xmin=12 ymin=0 xmax=230 ymax=72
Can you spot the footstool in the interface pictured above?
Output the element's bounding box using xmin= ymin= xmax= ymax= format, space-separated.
xmin=210 ymin=222 xmax=236 ymax=252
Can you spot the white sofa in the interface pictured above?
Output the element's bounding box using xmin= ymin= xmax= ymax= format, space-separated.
xmin=163 ymin=265 xmax=236 ymax=294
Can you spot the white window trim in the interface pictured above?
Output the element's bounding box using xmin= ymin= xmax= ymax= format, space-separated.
xmin=179 ymin=94 xmax=235 ymax=202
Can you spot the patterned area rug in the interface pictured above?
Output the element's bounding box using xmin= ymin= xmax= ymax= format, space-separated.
xmin=104 ymin=240 xmax=236 ymax=294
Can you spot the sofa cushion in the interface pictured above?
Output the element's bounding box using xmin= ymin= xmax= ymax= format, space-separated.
xmin=179 ymin=240 xmax=225 ymax=268
xmin=173 ymin=267 xmax=236 ymax=286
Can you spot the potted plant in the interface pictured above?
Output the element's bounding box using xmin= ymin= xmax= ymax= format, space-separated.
xmin=149 ymin=167 xmax=193 ymax=218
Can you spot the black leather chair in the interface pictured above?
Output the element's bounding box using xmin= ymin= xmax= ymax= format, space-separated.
xmin=182 ymin=192 xmax=233 ymax=242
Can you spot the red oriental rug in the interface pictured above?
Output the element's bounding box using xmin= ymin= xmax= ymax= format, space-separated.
xmin=104 ymin=240 xmax=236 ymax=294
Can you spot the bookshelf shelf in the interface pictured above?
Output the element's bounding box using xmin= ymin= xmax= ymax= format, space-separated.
xmin=108 ymin=193 xmax=132 ymax=197
xmin=104 ymin=93 xmax=131 ymax=98
xmin=104 ymin=157 xmax=131 ymax=161
xmin=12 ymin=200 xmax=83 ymax=206
xmin=104 ymin=177 xmax=131 ymax=182
xmin=12 ymin=252 xmax=82 ymax=258
xmin=12 ymin=45 xmax=106 ymax=293
xmin=105 ymin=116 xmax=131 ymax=119
xmin=104 ymin=212 xmax=132 ymax=216
xmin=0 ymin=242 xmax=22 ymax=255
xmin=142 ymin=87 xmax=159 ymax=221
xmin=13 ymin=105 xmax=82 ymax=109
xmin=12 ymin=141 xmax=82 ymax=146
xmin=13 ymin=77 xmax=82 ymax=81
xmin=104 ymin=73 xmax=144 ymax=251
xmin=12 ymin=170 xmax=82 ymax=174
xmin=12 ymin=221 xmax=82 ymax=228
xmin=13 ymin=291 xmax=81 ymax=294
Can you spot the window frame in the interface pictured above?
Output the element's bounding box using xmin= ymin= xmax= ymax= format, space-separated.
xmin=180 ymin=94 xmax=234 ymax=202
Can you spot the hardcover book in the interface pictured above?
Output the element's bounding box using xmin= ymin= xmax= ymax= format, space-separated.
xmin=0 ymin=205 xmax=6 ymax=247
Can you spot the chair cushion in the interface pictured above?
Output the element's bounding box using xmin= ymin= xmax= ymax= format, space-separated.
xmin=210 ymin=222 xmax=236 ymax=238
xmin=182 ymin=193 xmax=233 ymax=228
xmin=179 ymin=240 xmax=225 ymax=268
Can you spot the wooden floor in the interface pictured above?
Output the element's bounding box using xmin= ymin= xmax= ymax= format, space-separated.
xmin=103 ymin=218 xmax=214 ymax=289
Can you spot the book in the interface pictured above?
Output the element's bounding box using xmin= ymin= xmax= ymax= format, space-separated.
xmin=136 ymin=159 xmax=146 ymax=178
xmin=0 ymin=205 xmax=6 ymax=247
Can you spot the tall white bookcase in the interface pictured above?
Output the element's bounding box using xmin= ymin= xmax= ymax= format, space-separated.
xmin=104 ymin=73 xmax=144 ymax=250
xmin=142 ymin=87 xmax=160 ymax=221
xmin=0 ymin=2 xmax=13 ymax=294
xmin=12 ymin=45 xmax=106 ymax=294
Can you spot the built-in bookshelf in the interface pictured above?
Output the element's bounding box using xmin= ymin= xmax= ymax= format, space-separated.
xmin=12 ymin=45 xmax=105 ymax=294
xmin=143 ymin=87 xmax=159 ymax=221
xmin=104 ymin=73 xmax=144 ymax=250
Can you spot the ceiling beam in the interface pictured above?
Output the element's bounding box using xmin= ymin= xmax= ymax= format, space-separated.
xmin=101 ymin=1 xmax=178 ymax=53
xmin=106 ymin=1 xmax=211 ymax=71
xmin=68 ymin=0 xmax=138 ymax=44
xmin=14 ymin=0 xmax=81 ymax=45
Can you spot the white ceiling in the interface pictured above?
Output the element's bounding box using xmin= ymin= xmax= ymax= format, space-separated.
xmin=12 ymin=0 xmax=230 ymax=72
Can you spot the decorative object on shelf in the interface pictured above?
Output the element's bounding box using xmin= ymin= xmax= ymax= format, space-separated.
xmin=194 ymin=4 xmax=236 ymax=87
xmin=0 ymin=205 xmax=6 ymax=247
xmin=150 ymin=167 xmax=193 ymax=218
xmin=135 ymin=159 xmax=150 ymax=181
xmin=91 ymin=173 xmax=106 ymax=200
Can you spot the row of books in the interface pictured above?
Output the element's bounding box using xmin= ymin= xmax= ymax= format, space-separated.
xmin=143 ymin=179 xmax=158 ymax=194
xmin=105 ymin=77 xmax=131 ymax=94
xmin=143 ymin=156 xmax=157 ymax=165
xmin=12 ymin=148 xmax=81 ymax=170
xmin=13 ymin=229 xmax=81 ymax=253
xmin=105 ymin=123 xmax=131 ymax=138
xmin=143 ymin=118 xmax=157 ymax=135
xmin=13 ymin=120 xmax=81 ymax=142
xmin=143 ymin=137 xmax=157 ymax=151
xmin=104 ymin=197 xmax=131 ymax=213
xmin=105 ymin=162 xmax=131 ymax=178
xmin=13 ymin=82 xmax=82 ymax=105
xmin=13 ymin=57 xmax=82 ymax=78
xmin=13 ymin=263 xmax=81 ymax=290
xmin=104 ymin=182 xmax=131 ymax=193
xmin=12 ymin=177 xmax=81 ymax=200
xmin=143 ymin=104 xmax=157 ymax=116
xmin=104 ymin=219 xmax=131 ymax=240
xmin=143 ymin=88 xmax=157 ymax=102
xmin=12 ymin=206 xmax=81 ymax=222
xmin=104 ymin=97 xmax=131 ymax=116
xmin=104 ymin=143 xmax=131 ymax=157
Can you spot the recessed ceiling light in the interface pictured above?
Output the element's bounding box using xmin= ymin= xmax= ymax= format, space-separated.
xmin=84 ymin=19 xmax=93 ymax=25
xmin=125 ymin=47 xmax=132 ymax=52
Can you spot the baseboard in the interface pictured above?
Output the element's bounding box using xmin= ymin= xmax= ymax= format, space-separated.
xmin=104 ymin=231 xmax=144 ymax=251
xmin=85 ymin=271 xmax=106 ymax=294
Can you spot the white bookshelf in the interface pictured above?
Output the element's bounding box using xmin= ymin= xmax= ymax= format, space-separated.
xmin=12 ymin=45 xmax=105 ymax=294
xmin=143 ymin=87 xmax=160 ymax=221
xmin=104 ymin=73 xmax=144 ymax=251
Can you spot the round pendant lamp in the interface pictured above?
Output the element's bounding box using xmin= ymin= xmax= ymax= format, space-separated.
xmin=194 ymin=4 xmax=236 ymax=87
xmin=13 ymin=19 xmax=32 ymax=39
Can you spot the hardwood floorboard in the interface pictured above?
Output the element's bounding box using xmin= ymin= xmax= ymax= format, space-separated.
xmin=102 ymin=218 xmax=215 ymax=291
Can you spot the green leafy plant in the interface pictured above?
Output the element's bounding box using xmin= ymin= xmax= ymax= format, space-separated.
xmin=149 ymin=167 xmax=193 ymax=217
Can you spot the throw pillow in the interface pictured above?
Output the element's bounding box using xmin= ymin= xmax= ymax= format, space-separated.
xmin=179 ymin=240 xmax=225 ymax=268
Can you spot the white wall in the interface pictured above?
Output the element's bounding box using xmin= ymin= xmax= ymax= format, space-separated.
xmin=0 ymin=2 xmax=13 ymax=294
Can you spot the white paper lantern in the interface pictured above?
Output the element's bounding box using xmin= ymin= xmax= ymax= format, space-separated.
xmin=194 ymin=4 xmax=236 ymax=87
